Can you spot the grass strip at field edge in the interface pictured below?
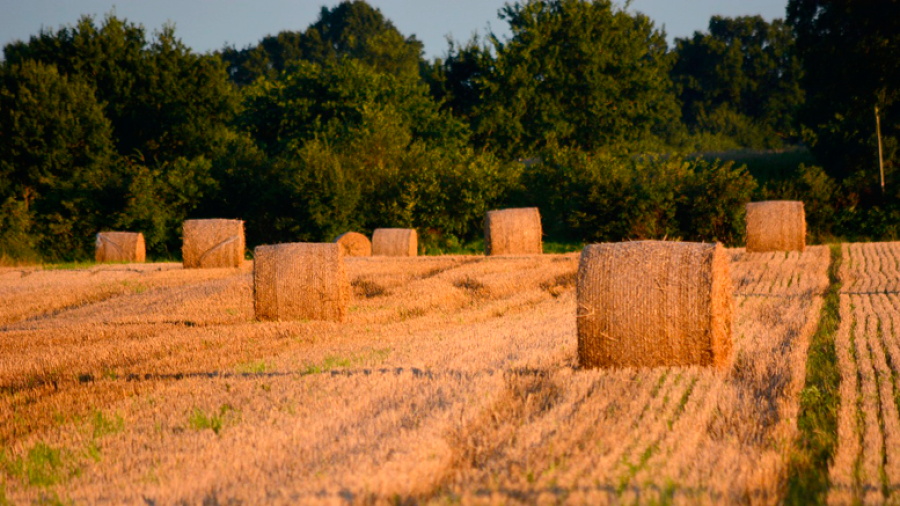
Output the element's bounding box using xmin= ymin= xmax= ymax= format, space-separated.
xmin=785 ymin=243 xmax=842 ymax=504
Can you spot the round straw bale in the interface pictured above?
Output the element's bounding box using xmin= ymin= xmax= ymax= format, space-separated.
xmin=334 ymin=232 xmax=372 ymax=257
xmin=372 ymin=228 xmax=417 ymax=257
xmin=745 ymin=201 xmax=806 ymax=252
xmin=95 ymin=232 xmax=146 ymax=263
xmin=254 ymin=242 xmax=350 ymax=322
xmin=182 ymin=219 xmax=245 ymax=269
xmin=577 ymin=241 xmax=733 ymax=370
xmin=484 ymin=208 xmax=543 ymax=256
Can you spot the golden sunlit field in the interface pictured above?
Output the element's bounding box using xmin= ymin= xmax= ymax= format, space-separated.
xmin=1 ymin=244 xmax=897 ymax=504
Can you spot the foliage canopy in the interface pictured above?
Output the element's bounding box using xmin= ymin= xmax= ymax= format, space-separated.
xmin=221 ymin=0 xmax=424 ymax=86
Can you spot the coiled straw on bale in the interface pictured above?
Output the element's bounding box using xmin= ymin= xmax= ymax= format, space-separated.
xmin=577 ymin=241 xmax=733 ymax=370
xmin=95 ymin=232 xmax=146 ymax=263
xmin=484 ymin=207 xmax=543 ymax=256
xmin=254 ymin=242 xmax=350 ymax=322
xmin=745 ymin=201 xmax=806 ymax=252
xmin=334 ymin=232 xmax=372 ymax=257
xmin=182 ymin=219 xmax=245 ymax=269
xmin=372 ymin=229 xmax=417 ymax=257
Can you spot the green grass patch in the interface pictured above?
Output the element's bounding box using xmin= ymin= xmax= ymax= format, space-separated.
xmin=234 ymin=359 xmax=271 ymax=374
xmin=422 ymin=237 xmax=485 ymax=255
xmin=1 ymin=442 xmax=78 ymax=488
xmin=188 ymin=404 xmax=236 ymax=435
xmin=41 ymin=261 xmax=100 ymax=271
xmin=543 ymin=241 xmax=584 ymax=254
xmin=120 ymin=280 xmax=148 ymax=294
xmin=301 ymin=347 xmax=392 ymax=375
xmin=15 ymin=257 xmax=179 ymax=270
xmin=303 ymin=355 xmax=352 ymax=375
xmin=0 ymin=411 xmax=123 ymax=494
xmin=785 ymin=243 xmax=842 ymax=504
xmin=420 ymin=236 xmax=584 ymax=256
xmin=90 ymin=410 xmax=124 ymax=439
xmin=695 ymin=146 xmax=816 ymax=185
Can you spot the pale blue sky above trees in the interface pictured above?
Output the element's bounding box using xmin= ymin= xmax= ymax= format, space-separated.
xmin=0 ymin=0 xmax=787 ymax=59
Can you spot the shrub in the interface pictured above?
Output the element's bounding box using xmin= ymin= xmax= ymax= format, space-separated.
xmin=761 ymin=164 xmax=839 ymax=242
xmin=517 ymin=146 xmax=756 ymax=245
xmin=0 ymin=197 xmax=39 ymax=262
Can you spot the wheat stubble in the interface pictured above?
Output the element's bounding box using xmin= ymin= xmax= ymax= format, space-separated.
xmin=0 ymin=248 xmax=833 ymax=504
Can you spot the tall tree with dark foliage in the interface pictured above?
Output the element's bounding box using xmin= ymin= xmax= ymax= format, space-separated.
xmin=221 ymin=0 xmax=424 ymax=86
xmin=788 ymin=0 xmax=900 ymax=180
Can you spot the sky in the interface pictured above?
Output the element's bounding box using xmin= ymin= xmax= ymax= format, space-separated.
xmin=0 ymin=0 xmax=788 ymax=59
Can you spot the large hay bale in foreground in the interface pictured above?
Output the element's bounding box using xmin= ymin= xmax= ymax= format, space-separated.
xmin=334 ymin=232 xmax=372 ymax=257
xmin=577 ymin=241 xmax=733 ymax=370
xmin=372 ymin=228 xmax=417 ymax=257
xmin=745 ymin=201 xmax=806 ymax=252
xmin=95 ymin=232 xmax=146 ymax=263
xmin=182 ymin=219 xmax=245 ymax=269
xmin=254 ymin=242 xmax=350 ymax=322
xmin=484 ymin=207 xmax=543 ymax=256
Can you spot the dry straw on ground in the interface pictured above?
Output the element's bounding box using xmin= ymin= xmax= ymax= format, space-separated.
xmin=182 ymin=219 xmax=245 ymax=269
xmin=372 ymin=228 xmax=417 ymax=257
xmin=334 ymin=232 xmax=372 ymax=257
xmin=577 ymin=240 xmax=733 ymax=369
xmin=1 ymin=247 xmax=832 ymax=503
xmin=484 ymin=207 xmax=543 ymax=256
xmin=746 ymin=201 xmax=806 ymax=252
xmin=253 ymin=242 xmax=350 ymax=322
xmin=95 ymin=232 xmax=145 ymax=263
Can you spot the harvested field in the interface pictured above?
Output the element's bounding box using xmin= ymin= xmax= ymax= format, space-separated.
xmin=0 ymin=247 xmax=832 ymax=504
xmin=841 ymin=241 xmax=900 ymax=294
xmin=826 ymin=243 xmax=900 ymax=504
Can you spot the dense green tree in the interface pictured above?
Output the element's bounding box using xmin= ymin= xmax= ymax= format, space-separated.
xmin=472 ymin=0 xmax=679 ymax=158
xmin=113 ymin=154 xmax=217 ymax=256
xmin=221 ymin=0 xmax=424 ymax=86
xmin=671 ymin=16 xmax=804 ymax=149
xmin=3 ymin=14 xmax=239 ymax=164
xmin=239 ymin=60 xmax=468 ymax=157
xmin=237 ymin=59 xmax=514 ymax=244
xmin=423 ymin=36 xmax=495 ymax=125
xmin=221 ymin=31 xmax=305 ymax=86
xmin=0 ymin=61 xmax=117 ymax=259
xmin=787 ymin=0 xmax=900 ymax=180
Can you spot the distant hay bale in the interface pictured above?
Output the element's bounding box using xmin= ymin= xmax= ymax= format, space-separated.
xmin=484 ymin=208 xmax=543 ymax=256
xmin=182 ymin=219 xmax=245 ymax=269
xmin=745 ymin=201 xmax=806 ymax=252
xmin=372 ymin=228 xmax=417 ymax=257
xmin=577 ymin=241 xmax=733 ymax=370
xmin=95 ymin=232 xmax=146 ymax=263
xmin=334 ymin=232 xmax=372 ymax=257
xmin=254 ymin=242 xmax=350 ymax=322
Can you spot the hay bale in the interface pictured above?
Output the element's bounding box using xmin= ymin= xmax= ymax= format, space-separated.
xmin=372 ymin=228 xmax=417 ymax=257
xmin=254 ymin=242 xmax=350 ymax=322
xmin=577 ymin=241 xmax=733 ymax=370
xmin=745 ymin=201 xmax=806 ymax=252
xmin=182 ymin=219 xmax=245 ymax=269
xmin=334 ymin=232 xmax=372 ymax=257
xmin=484 ymin=208 xmax=543 ymax=256
xmin=95 ymin=232 xmax=146 ymax=263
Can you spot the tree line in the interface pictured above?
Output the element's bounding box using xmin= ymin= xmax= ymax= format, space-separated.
xmin=0 ymin=0 xmax=897 ymax=261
